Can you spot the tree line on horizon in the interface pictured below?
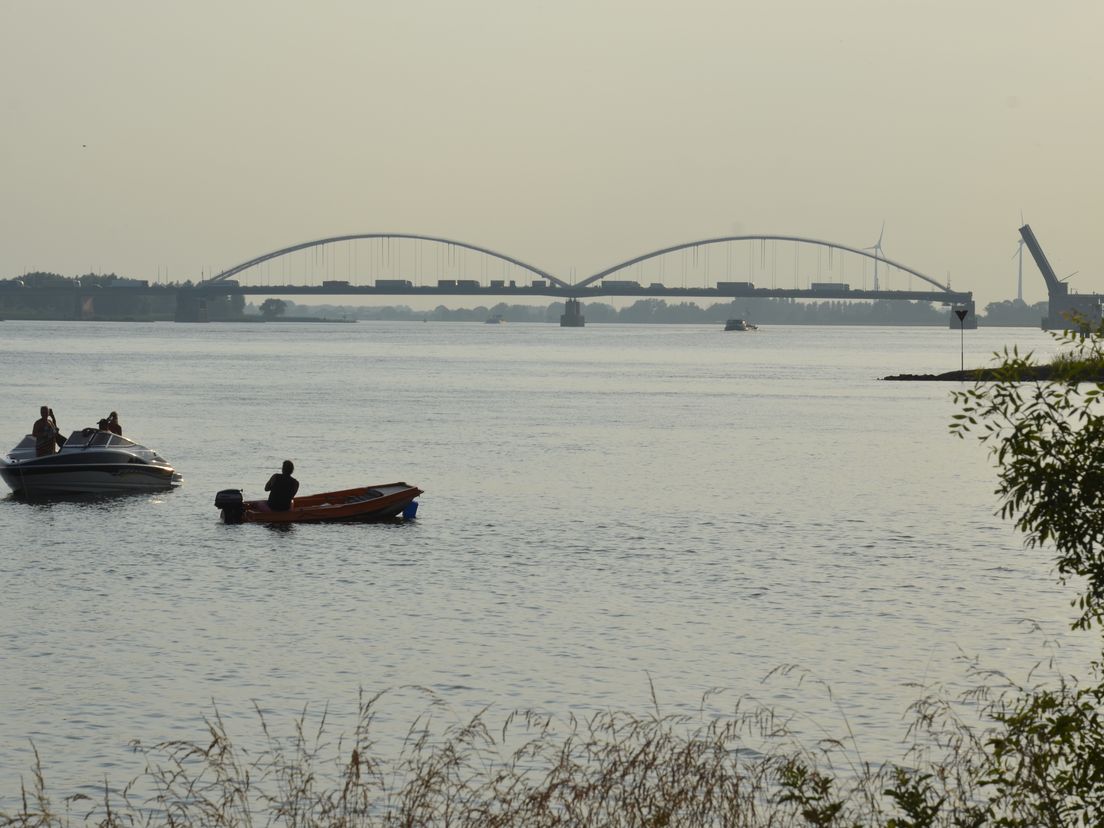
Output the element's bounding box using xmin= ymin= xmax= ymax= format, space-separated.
xmin=2 ymin=270 xmax=1050 ymax=326
xmin=258 ymin=296 xmax=1050 ymax=327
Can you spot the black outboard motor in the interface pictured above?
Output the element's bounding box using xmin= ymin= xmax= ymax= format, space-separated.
xmin=214 ymin=489 xmax=244 ymax=524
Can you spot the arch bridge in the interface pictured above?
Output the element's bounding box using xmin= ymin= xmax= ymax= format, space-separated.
xmin=206 ymin=233 xmax=573 ymax=289
xmin=580 ymin=234 xmax=949 ymax=293
xmin=175 ymin=232 xmax=973 ymax=325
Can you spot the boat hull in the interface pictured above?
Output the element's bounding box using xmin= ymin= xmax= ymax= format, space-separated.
xmin=221 ymin=483 xmax=422 ymax=524
xmin=1 ymin=444 xmax=181 ymax=496
xmin=1 ymin=463 xmax=180 ymax=496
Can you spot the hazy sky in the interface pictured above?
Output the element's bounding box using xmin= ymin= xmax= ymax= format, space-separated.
xmin=2 ymin=0 xmax=1101 ymax=307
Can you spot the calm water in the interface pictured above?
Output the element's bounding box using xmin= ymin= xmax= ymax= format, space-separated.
xmin=0 ymin=320 xmax=1092 ymax=801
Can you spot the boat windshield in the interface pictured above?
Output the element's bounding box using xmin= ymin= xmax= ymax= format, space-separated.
xmin=64 ymin=430 xmax=138 ymax=449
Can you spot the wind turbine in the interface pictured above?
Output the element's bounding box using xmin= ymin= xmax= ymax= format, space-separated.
xmin=864 ymin=222 xmax=886 ymax=291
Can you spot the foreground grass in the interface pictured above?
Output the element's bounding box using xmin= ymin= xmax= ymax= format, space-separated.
xmin=0 ymin=687 xmax=810 ymax=827
xmin=6 ymin=663 xmax=1095 ymax=828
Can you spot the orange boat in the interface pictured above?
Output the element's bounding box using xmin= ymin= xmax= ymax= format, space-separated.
xmin=215 ymin=482 xmax=422 ymax=524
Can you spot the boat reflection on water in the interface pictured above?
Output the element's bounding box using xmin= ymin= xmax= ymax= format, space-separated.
xmin=0 ymin=428 xmax=182 ymax=497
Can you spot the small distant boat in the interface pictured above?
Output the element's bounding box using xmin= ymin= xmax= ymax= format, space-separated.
xmin=485 ymin=314 xmax=504 ymax=324
xmin=724 ymin=318 xmax=758 ymax=331
xmin=215 ymin=482 xmax=422 ymax=524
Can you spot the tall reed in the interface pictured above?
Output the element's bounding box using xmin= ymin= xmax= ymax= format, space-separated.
xmin=0 ymin=677 xmax=1000 ymax=828
xmin=3 ymin=663 xmax=1092 ymax=827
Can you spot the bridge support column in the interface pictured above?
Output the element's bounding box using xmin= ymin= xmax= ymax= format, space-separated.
xmin=175 ymin=291 xmax=209 ymax=323
xmin=560 ymin=298 xmax=585 ymax=327
xmin=948 ymin=300 xmax=977 ymax=329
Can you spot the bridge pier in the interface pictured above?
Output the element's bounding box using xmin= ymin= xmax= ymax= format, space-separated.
xmin=560 ymin=298 xmax=585 ymax=327
xmin=948 ymin=300 xmax=977 ymax=329
xmin=174 ymin=291 xmax=209 ymax=323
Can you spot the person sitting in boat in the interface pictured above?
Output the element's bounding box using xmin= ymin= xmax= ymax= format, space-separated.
xmin=97 ymin=411 xmax=122 ymax=436
xmin=32 ymin=406 xmax=61 ymax=457
xmin=263 ymin=460 xmax=300 ymax=511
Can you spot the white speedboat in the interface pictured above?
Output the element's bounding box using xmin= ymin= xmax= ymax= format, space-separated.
xmin=0 ymin=428 xmax=182 ymax=496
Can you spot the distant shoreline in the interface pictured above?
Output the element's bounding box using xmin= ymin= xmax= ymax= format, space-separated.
xmin=0 ymin=315 xmax=356 ymax=323
xmin=264 ymin=316 xmax=355 ymax=323
xmin=883 ymin=366 xmax=1104 ymax=382
xmin=883 ymin=369 xmax=1026 ymax=382
xmin=0 ymin=316 xmax=1044 ymax=328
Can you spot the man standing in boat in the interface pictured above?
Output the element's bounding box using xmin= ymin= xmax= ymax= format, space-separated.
xmin=32 ymin=406 xmax=61 ymax=457
xmin=263 ymin=460 xmax=299 ymax=511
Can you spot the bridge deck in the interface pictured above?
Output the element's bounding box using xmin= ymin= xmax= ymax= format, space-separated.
xmin=197 ymin=285 xmax=972 ymax=303
xmin=0 ymin=284 xmax=973 ymax=304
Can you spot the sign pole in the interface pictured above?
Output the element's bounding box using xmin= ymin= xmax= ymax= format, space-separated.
xmin=955 ymin=308 xmax=968 ymax=373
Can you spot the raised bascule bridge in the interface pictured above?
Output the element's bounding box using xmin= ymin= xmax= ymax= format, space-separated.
xmin=171 ymin=232 xmax=974 ymax=326
xmin=1019 ymin=223 xmax=1102 ymax=330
